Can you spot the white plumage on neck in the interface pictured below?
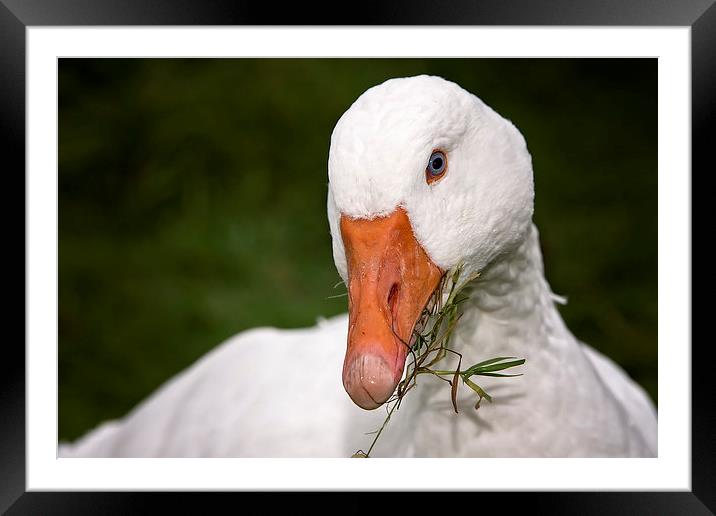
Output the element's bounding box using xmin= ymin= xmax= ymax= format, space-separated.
xmin=368 ymin=223 xmax=656 ymax=457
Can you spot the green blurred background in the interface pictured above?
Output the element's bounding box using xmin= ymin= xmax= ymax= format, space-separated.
xmin=59 ymin=59 xmax=657 ymax=442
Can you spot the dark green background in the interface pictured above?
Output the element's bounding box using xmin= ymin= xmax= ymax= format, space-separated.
xmin=59 ymin=59 xmax=657 ymax=442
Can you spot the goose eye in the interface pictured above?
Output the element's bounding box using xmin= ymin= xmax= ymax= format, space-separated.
xmin=426 ymin=151 xmax=447 ymax=183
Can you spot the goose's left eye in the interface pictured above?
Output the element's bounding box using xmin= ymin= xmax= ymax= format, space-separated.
xmin=426 ymin=151 xmax=447 ymax=184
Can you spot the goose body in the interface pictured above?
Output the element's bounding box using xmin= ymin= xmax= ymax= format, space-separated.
xmin=59 ymin=75 xmax=657 ymax=458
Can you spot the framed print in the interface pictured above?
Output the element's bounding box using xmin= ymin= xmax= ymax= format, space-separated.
xmin=3 ymin=0 xmax=711 ymax=512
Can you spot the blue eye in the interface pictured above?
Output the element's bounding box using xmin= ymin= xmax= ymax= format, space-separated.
xmin=426 ymin=151 xmax=447 ymax=183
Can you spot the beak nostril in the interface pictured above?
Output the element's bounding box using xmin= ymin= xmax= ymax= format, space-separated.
xmin=387 ymin=283 xmax=399 ymax=316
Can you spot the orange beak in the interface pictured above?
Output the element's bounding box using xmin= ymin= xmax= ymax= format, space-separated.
xmin=340 ymin=207 xmax=443 ymax=410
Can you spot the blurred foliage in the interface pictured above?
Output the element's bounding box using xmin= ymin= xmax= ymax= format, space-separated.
xmin=59 ymin=59 xmax=657 ymax=442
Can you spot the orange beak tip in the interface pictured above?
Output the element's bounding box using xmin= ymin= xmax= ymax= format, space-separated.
xmin=343 ymin=353 xmax=404 ymax=410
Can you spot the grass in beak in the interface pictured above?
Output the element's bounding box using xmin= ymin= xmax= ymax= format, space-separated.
xmin=351 ymin=264 xmax=526 ymax=458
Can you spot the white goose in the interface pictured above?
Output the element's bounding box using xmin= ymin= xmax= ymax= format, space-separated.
xmin=59 ymin=75 xmax=657 ymax=458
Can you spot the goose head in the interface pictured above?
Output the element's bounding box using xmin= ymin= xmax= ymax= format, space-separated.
xmin=327 ymin=75 xmax=535 ymax=410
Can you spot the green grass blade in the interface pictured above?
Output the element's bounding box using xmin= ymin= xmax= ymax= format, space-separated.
xmin=463 ymin=378 xmax=492 ymax=403
xmin=475 ymin=359 xmax=525 ymax=372
xmin=469 ymin=356 xmax=518 ymax=368
xmin=450 ymin=356 xmax=462 ymax=414
xmin=472 ymin=372 xmax=524 ymax=377
xmin=464 ymin=358 xmax=526 ymax=377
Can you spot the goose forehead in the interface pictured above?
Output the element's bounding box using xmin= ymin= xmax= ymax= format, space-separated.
xmin=334 ymin=76 xmax=474 ymax=149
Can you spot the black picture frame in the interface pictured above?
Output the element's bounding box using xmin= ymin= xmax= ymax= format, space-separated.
xmin=3 ymin=1 xmax=710 ymax=513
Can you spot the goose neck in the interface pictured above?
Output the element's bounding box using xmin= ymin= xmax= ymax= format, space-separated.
xmin=453 ymin=223 xmax=572 ymax=360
